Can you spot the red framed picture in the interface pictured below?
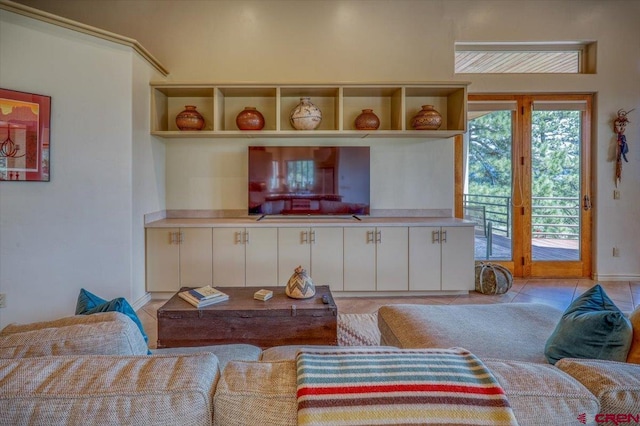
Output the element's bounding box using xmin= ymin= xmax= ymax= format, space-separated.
xmin=0 ymin=88 xmax=51 ymax=182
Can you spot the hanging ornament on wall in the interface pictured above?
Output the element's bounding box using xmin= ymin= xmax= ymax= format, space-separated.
xmin=613 ymin=108 xmax=633 ymax=187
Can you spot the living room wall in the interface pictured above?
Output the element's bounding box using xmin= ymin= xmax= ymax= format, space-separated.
xmin=18 ymin=0 xmax=636 ymax=281
xmin=0 ymin=7 xmax=165 ymax=327
xmin=1 ymin=0 xmax=639 ymax=326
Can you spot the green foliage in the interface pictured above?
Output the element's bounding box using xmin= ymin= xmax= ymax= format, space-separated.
xmin=467 ymin=109 xmax=581 ymax=239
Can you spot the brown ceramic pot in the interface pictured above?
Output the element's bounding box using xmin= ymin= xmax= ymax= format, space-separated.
xmin=411 ymin=105 xmax=442 ymax=130
xmin=236 ymin=107 xmax=265 ymax=130
xmin=176 ymin=105 xmax=205 ymax=131
xmin=355 ymin=109 xmax=380 ymax=130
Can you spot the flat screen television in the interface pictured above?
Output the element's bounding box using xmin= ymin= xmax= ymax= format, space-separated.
xmin=248 ymin=146 xmax=370 ymax=216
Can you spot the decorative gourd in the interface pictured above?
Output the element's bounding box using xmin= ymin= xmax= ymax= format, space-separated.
xmin=474 ymin=262 xmax=513 ymax=295
xmin=285 ymin=265 xmax=316 ymax=299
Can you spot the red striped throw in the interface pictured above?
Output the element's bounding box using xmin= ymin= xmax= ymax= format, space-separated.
xmin=296 ymin=347 xmax=517 ymax=425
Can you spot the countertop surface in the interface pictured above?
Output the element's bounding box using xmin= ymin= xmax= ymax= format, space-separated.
xmin=145 ymin=216 xmax=475 ymax=228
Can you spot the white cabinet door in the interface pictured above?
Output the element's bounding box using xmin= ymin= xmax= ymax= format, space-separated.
xmin=278 ymin=227 xmax=311 ymax=285
xmin=245 ymin=227 xmax=278 ymax=287
xmin=343 ymin=227 xmax=376 ymax=291
xmin=146 ymin=228 xmax=180 ymax=292
xmin=310 ymin=227 xmax=344 ymax=291
xmin=409 ymin=227 xmax=442 ymax=291
xmin=212 ymin=228 xmax=245 ymax=287
xmin=179 ymin=228 xmax=213 ymax=287
xmin=441 ymin=226 xmax=475 ymax=291
xmin=375 ymin=227 xmax=409 ymax=291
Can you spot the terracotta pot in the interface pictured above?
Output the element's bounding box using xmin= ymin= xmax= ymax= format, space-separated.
xmin=411 ymin=105 xmax=442 ymax=130
xmin=236 ymin=107 xmax=265 ymax=130
xmin=290 ymin=97 xmax=322 ymax=130
xmin=355 ymin=109 xmax=380 ymax=130
xmin=176 ymin=105 xmax=205 ymax=131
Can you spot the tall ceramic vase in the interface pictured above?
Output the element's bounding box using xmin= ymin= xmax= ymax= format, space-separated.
xmin=411 ymin=105 xmax=442 ymax=130
xmin=176 ymin=105 xmax=205 ymax=131
xmin=290 ymin=97 xmax=322 ymax=130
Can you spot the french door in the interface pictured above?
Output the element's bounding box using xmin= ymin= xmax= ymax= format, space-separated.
xmin=458 ymin=94 xmax=592 ymax=278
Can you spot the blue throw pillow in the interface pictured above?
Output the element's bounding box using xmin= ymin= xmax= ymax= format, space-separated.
xmin=544 ymin=284 xmax=632 ymax=365
xmin=76 ymin=288 xmax=150 ymax=354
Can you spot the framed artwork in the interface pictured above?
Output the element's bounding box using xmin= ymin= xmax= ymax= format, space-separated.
xmin=0 ymin=88 xmax=51 ymax=182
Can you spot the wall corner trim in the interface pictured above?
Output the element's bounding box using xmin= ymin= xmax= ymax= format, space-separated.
xmin=0 ymin=0 xmax=169 ymax=76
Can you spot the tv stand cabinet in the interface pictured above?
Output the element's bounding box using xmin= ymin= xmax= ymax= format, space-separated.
xmin=145 ymin=217 xmax=474 ymax=296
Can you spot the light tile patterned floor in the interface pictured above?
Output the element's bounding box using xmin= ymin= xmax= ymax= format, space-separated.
xmin=137 ymin=278 xmax=640 ymax=349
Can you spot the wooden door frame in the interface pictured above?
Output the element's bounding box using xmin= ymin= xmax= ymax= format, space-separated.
xmin=455 ymin=93 xmax=592 ymax=278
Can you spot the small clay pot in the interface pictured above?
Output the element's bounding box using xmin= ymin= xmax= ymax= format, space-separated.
xmin=176 ymin=105 xmax=205 ymax=131
xmin=355 ymin=109 xmax=380 ymax=130
xmin=236 ymin=107 xmax=265 ymax=130
xmin=290 ymin=97 xmax=322 ymax=130
xmin=411 ymin=105 xmax=442 ymax=130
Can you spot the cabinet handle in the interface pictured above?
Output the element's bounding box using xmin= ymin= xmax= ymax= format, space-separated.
xmin=366 ymin=230 xmax=374 ymax=244
xmin=301 ymin=231 xmax=308 ymax=244
xmin=234 ymin=231 xmax=242 ymax=244
xmin=376 ymin=230 xmax=381 ymax=243
xmin=179 ymin=231 xmax=184 ymax=244
xmin=310 ymin=230 xmax=316 ymax=244
xmin=441 ymin=230 xmax=447 ymax=243
xmin=432 ymin=230 xmax=440 ymax=244
xmin=170 ymin=231 xmax=176 ymax=244
xmin=244 ymin=231 xmax=250 ymax=244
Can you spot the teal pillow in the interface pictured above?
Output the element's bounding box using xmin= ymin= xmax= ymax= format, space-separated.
xmin=76 ymin=288 xmax=150 ymax=353
xmin=545 ymin=284 xmax=632 ymax=365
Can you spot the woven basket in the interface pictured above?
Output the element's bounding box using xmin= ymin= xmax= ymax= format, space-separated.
xmin=475 ymin=262 xmax=513 ymax=295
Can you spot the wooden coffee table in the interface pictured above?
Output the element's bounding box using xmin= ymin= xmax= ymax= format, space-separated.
xmin=156 ymin=285 xmax=337 ymax=349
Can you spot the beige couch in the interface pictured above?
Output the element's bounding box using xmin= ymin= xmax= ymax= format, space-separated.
xmin=1 ymin=307 xmax=639 ymax=425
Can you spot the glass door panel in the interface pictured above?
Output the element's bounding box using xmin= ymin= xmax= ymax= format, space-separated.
xmin=531 ymin=107 xmax=582 ymax=261
xmin=465 ymin=106 xmax=514 ymax=261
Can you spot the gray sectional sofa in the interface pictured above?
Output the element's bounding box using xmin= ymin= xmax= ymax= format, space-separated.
xmin=1 ymin=306 xmax=640 ymax=425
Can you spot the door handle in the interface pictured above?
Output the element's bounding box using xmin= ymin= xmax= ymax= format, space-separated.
xmin=583 ymin=195 xmax=592 ymax=211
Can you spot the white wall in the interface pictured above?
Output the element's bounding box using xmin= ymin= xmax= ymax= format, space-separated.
xmin=36 ymin=0 xmax=633 ymax=280
xmin=0 ymin=9 xmax=163 ymax=326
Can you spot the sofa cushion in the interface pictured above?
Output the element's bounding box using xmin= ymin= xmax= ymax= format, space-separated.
xmin=153 ymin=344 xmax=262 ymax=370
xmin=484 ymin=359 xmax=599 ymax=425
xmin=76 ymin=288 xmax=150 ymax=350
xmin=378 ymin=303 xmax=562 ymax=363
xmin=544 ymin=284 xmax=632 ymax=365
xmin=556 ymin=358 xmax=640 ymax=417
xmin=213 ymin=360 xmax=297 ymax=426
xmin=0 ymin=353 xmax=219 ymax=425
xmin=0 ymin=312 xmax=149 ymax=357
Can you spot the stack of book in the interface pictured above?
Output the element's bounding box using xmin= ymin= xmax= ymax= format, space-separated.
xmin=254 ymin=289 xmax=273 ymax=301
xmin=178 ymin=285 xmax=229 ymax=308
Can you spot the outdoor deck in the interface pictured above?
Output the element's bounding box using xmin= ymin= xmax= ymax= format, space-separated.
xmin=475 ymin=233 xmax=579 ymax=261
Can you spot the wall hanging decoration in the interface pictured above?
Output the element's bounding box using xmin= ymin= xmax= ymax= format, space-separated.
xmin=175 ymin=105 xmax=205 ymax=131
xmin=285 ymin=265 xmax=316 ymax=299
xmin=289 ymin=97 xmax=322 ymax=130
xmin=236 ymin=106 xmax=265 ymax=130
xmin=0 ymin=88 xmax=51 ymax=182
xmin=614 ymin=108 xmax=633 ymax=186
xmin=355 ymin=109 xmax=380 ymax=130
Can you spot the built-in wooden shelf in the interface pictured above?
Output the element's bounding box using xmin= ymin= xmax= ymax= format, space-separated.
xmin=151 ymin=82 xmax=468 ymax=139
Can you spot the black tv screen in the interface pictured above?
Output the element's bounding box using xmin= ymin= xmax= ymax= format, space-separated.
xmin=248 ymin=146 xmax=370 ymax=216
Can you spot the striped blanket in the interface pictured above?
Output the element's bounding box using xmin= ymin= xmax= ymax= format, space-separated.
xmin=296 ymin=348 xmax=518 ymax=425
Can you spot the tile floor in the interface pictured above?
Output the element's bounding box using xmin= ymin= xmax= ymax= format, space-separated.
xmin=136 ymin=278 xmax=640 ymax=350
